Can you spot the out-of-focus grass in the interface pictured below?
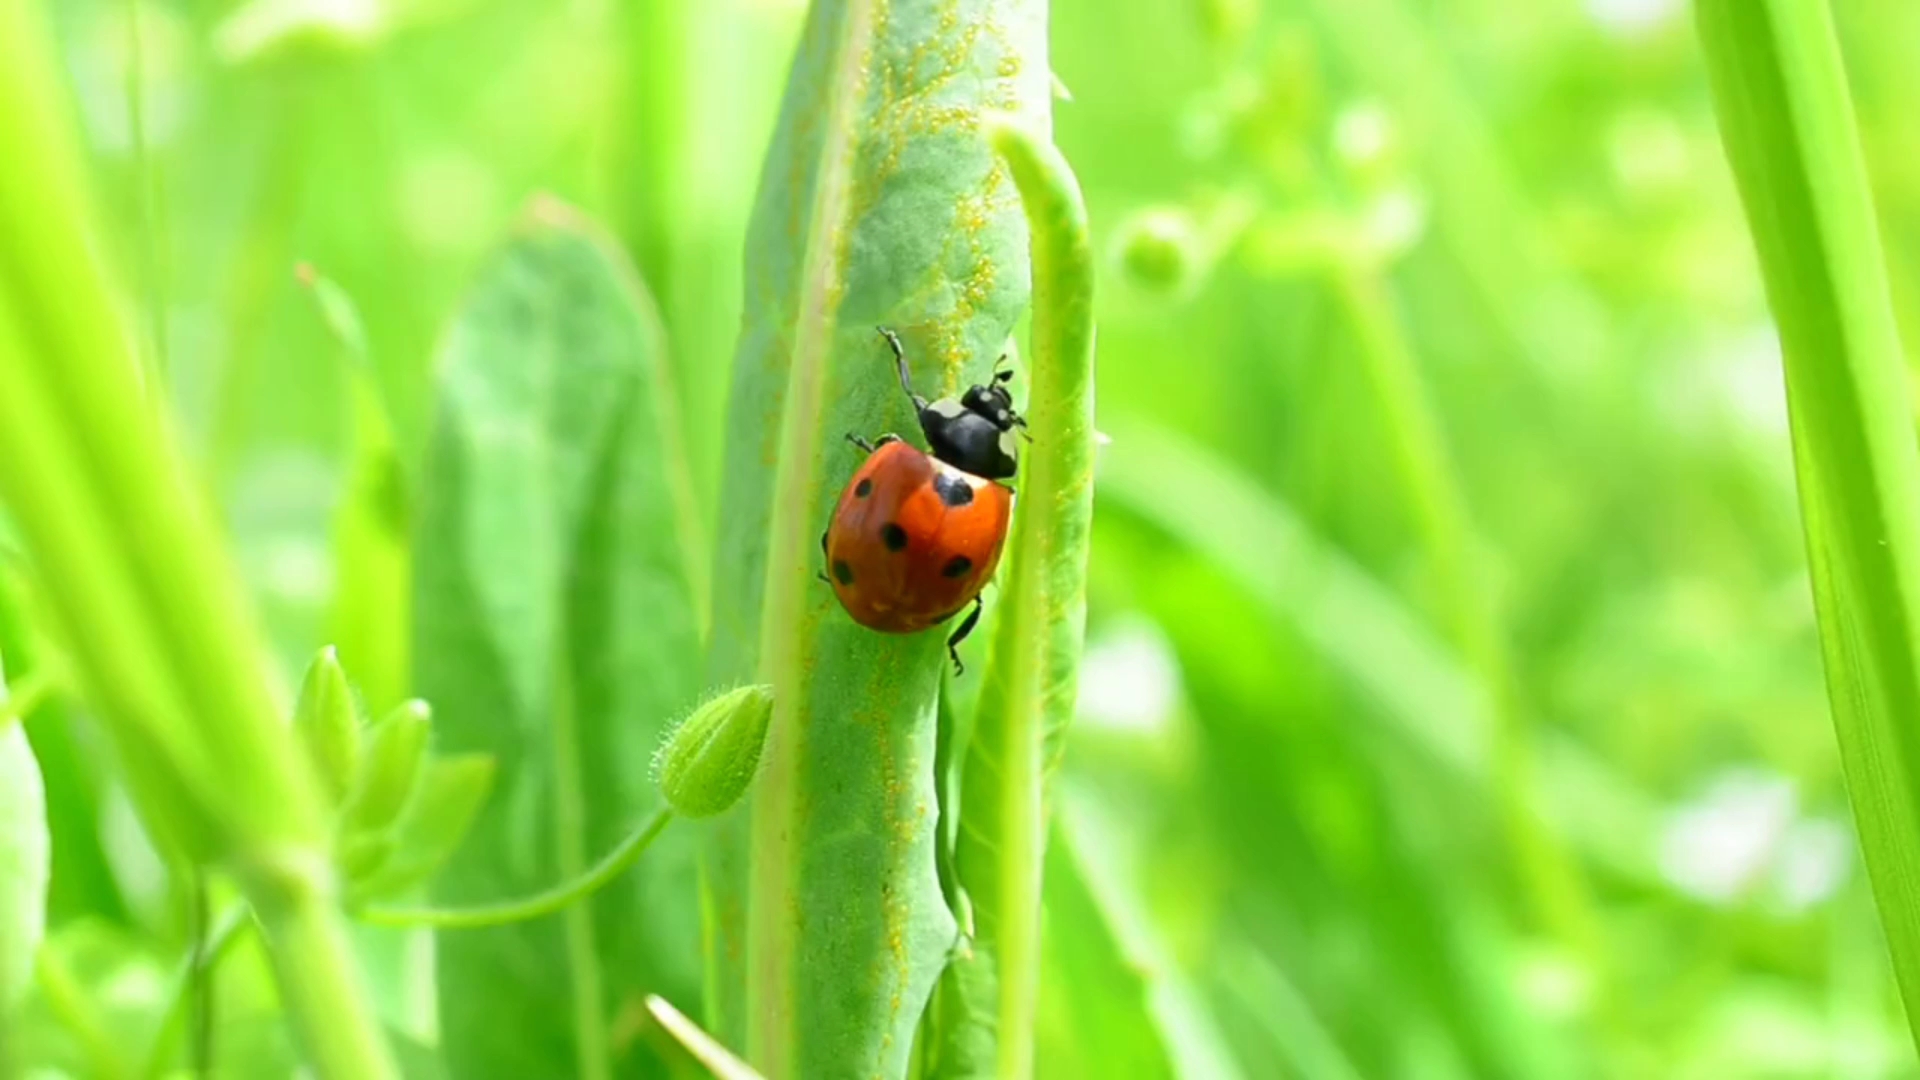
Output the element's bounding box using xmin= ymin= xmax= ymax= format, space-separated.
xmin=2 ymin=0 xmax=1917 ymax=1076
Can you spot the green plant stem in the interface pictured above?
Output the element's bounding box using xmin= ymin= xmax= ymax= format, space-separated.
xmin=249 ymin=867 xmax=396 ymax=1080
xmin=0 ymin=5 xmax=395 ymax=1075
xmin=359 ymin=809 xmax=674 ymax=930
xmin=143 ymin=902 xmax=253 ymax=1079
xmin=955 ymin=116 xmax=1097 ymax=1080
xmin=1325 ymin=258 xmax=1608 ymax=1003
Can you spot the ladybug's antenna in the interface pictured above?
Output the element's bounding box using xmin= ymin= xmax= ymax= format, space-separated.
xmin=877 ymin=326 xmax=927 ymax=411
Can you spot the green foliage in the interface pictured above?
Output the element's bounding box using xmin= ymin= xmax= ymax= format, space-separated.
xmin=1697 ymin=0 xmax=1920 ymax=1053
xmin=699 ymin=1 xmax=1052 ymax=1076
xmin=411 ymin=195 xmax=704 ymax=1078
xmin=0 ymin=2 xmax=394 ymax=1074
xmin=11 ymin=0 xmax=1920 ymax=1077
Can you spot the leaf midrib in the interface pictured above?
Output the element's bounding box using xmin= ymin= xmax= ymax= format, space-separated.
xmin=745 ymin=0 xmax=882 ymax=1072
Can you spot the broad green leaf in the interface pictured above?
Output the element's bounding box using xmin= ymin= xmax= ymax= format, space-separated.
xmin=946 ymin=118 xmax=1097 ymax=1080
xmin=414 ymin=196 xmax=705 ymax=1078
xmin=0 ymin=664 xmax=49 ymax=1017
xmin=698 ymin=2 xmax=1051 ymax=1077
xmin=1698 ymin=0 xmax=1920 ymax=1052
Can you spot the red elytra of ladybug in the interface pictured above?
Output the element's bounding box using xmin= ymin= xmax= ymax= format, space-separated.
xmin=820 ymin=327 xmax=1028 ymax=675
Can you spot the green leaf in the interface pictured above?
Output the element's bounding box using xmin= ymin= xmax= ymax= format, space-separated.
xmin=1697 ymin=0 xmax=1920 ymax=1053
xmin=413 ymin=195 xmax=705 ymax=1078
xmin=0 ymin=560 xmax=126 ymax=925
xmin=0 ymin=670 xmax=49 ymax=1018
xmin=347 ymin=753 xmax=496 ymax=903
xmin=942 ymin=117 xmax=1097 ymax=1080
xmin=697 ymin=2 xmax=1052 ymax=1075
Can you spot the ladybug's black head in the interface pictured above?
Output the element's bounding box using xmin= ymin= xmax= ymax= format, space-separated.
xmin=879 ymin=327 xmax=1024 ymax=482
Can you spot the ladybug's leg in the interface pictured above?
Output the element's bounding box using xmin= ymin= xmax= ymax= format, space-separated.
xmin=816 ymin=528 xmax=832 ymax=584
xmin=945 ymin=596 xmax=984 ymax=676
xmin=845 ymin=432 xmax=904 ymax=455
xmin=877 ymin=326 xmax=930 ymax=411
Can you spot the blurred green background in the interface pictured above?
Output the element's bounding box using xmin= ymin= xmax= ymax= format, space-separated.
xmin=8 ymin=0 xmax=1920 ymax=1076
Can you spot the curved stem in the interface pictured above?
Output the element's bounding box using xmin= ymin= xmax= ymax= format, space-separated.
xmin=955 ymin=116 xmax=1097 ymax=1080
xmin=356 ymin=808 xmax=674 ymax=930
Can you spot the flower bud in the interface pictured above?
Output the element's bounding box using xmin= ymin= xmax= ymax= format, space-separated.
xmin=342 ymin=699 xmax=431 ymax=835
xmin=293 ymin=645 xmax=360 ymax=803
xmin=652 ymin=685 xmax=773 ymax=819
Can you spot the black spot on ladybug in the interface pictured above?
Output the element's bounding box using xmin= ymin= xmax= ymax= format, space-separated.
xmin=855 ymin=477 xmax=873 ymax=498
xmin=881 ymin=523 xmax=909 ymax=551
xmin=832 ymin=560 xmax=855 ymax=585
xmin=942 ymin=555 xmax=973 ymax=578
xmin=933 ymin=471 xmax=974 ymax=507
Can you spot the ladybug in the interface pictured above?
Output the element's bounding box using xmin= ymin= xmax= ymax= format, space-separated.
xmin=819 ymin=326 xmax=1026 ymax=674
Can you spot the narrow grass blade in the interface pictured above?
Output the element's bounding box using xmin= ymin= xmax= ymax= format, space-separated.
xmin=1698 ymin=0 xmax=1920 ymax=1052
xmin=412 ymin=196 xmax=705 ymax=1078
xmin=697 ymin=2 xmax=1051 ymax=1076
xmin=644 ymin=996 xmax=767 ymax=1080
xmin=945 ymin=117 xmax=1096 ymax=1080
